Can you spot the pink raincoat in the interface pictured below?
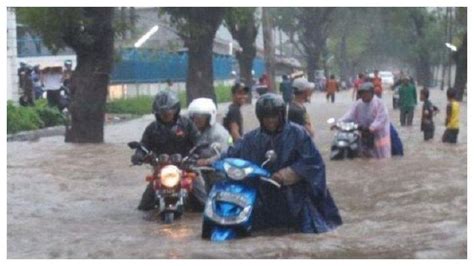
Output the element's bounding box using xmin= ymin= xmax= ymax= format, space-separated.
xmin=339 ymin=96 xmax=391 ymax=159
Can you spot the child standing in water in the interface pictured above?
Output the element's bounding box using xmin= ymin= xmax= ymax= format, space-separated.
xmin=419 ymin=88 xmax=439 ymax=141
xmin=442 ymin=88 xmax=460 ymax=144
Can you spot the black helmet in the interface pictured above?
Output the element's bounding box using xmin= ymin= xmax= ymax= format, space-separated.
xmin=153 ymin=91 xmax=180 ymax=120
xmin=256 ymin=93 xmax=286 ymax=124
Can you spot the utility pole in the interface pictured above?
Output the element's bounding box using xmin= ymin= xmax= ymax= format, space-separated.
xmin=262 ymin=7 xmax=276 ymax=91
xmin=440 ymin=7 xmax=448 ymax=90
xmin=279 ymin=28 xmax=283 ymax=56
xmin=447 ymin=7 xmax=454 ymax=88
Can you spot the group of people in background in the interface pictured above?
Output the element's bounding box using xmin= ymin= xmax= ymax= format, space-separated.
xmin=278 ymin=73 xmax=399 ymax=159
xmin=351 ymin=70 xmax=460 ymax=144
xmin=17 ymin=60 xmax=73 ymax=111
xmin=275 ymin=68 xmax=460 ymax=160
xmin=390 ymin=72 xmax=460 ymax=144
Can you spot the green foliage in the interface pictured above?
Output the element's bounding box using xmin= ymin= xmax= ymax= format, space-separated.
xmin=7 ymin=101 xmax=42 ymax=134
xmin=33 ymin=99 xmax=65 ymax=127
xmin=224 ymin=7 xmax=258 ymax=33
xmin=215 ymin=84 xmax=232 ymax=103
xmin=7 ymin=99 xmax=67 ymax=134
xmin=16 ymin=7 xmax=84 ymax=53
xmin=106 ymin=85 xmax=232 ymax=115
xmin=161 ymin=8 xmax=228 ymax=43
xmin=17 ymin=7 xmax=121 ymax=53
xmin=105 ymin=96 xmax=154 ymax=115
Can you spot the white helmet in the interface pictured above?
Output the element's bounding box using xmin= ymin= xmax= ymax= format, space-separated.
xmin=187 ymin=98 xmax=217 ymax=126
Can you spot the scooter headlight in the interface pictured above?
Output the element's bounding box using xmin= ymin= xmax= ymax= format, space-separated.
xmin=160 ymin=165 xmax=181 ymax=188
xmin=337 ymin=140 xmax=349 ymax=147
xmin=223 ymin=162 xmax=253 ymax=181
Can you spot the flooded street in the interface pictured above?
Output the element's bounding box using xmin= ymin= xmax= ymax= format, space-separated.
xmin=7 ymin=88 xmax=467 ymax=259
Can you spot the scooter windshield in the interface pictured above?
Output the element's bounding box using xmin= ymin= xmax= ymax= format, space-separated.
xmin=213 ymin=158 xmax=271 ymax=180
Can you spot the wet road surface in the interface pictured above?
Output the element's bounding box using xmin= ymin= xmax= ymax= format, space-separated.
xmin=7 ymin=88 xmax=467 ymax=258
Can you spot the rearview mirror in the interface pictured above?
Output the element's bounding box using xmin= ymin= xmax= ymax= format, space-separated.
xmin=127 ymin=141 xmax=141 ymax=149
xmin=210 ymin=142 xmax=222 ymax=153
xmin=265 ymin=150 xmax=277 ymax=162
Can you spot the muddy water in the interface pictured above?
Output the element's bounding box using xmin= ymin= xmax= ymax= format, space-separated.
xmin=7 ymin=89 xmax=466 ymax=258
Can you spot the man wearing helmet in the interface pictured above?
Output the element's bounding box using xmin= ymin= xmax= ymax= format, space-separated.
xmin=337 ymin=82 xmax=391 ymax=158
xmin=187 ymin=97 xmax=232 ymax=166
xmin=224 ymin=93 xmax=342 ymax=234
xmin=187 ymin=98 xmax=231 ymax=191
xmin=288 ymin=77 xmax=315 ymax=137
xmin=131 ymin=91 xmax=201 ymax=211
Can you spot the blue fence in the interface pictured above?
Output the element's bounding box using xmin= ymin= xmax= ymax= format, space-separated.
xmin=110 ymin=48 xmax=265 ymax=84
xmin=17 ymin=36 xmax=266 ymax=84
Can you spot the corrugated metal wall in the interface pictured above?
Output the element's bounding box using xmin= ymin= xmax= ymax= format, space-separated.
xmin=110 ymin=48 xmax=265 ymax=84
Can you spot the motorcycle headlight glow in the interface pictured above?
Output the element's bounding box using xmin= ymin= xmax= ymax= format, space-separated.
xmin=223 ymin=162 xmax=253 ymax=181
xmin=160 ymin=165 xmax=181 ymax=188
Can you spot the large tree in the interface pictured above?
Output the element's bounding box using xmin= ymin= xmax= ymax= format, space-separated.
xmin=162 ymin=8 xmax=227 ymax=103
xmin=17 ymin=8 xmax=115 ymax=143
xmin=272 ymin=7 xmax=335 ymax=82
xmin=452 ymin=7 xmax=467 ymax=101
xmin=224 ymin=7 xmax=258 ymax=88
xmin=261 ymin=7 xmax=276 ymax=90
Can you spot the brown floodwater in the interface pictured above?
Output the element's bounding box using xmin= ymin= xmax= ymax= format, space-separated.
xmin=7 ymin=88 xmax=466 ymax=258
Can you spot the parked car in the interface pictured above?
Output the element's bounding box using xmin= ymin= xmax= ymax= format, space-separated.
xmin=379 ymin=71 xmax=395 ymax=86
xmin=368 ymin=71 xmax=395 ymax=87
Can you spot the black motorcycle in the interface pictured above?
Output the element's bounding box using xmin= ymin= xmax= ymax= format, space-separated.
xmin=327 ymin=118 xmax=361 ymax=160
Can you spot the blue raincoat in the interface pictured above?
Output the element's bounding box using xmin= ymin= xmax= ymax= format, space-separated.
xmin=225 ymin=122 xmax=342 ymax=233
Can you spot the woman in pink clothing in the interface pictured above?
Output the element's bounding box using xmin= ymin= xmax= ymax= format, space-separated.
xmin=339 ymin=82 xmax=391 ymax=159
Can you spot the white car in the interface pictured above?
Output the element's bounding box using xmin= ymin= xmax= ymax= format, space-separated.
xmin=379 ymin=71 xmax=394 ymax=86
xmin=368 ymin=71 xmax=395 ymax=86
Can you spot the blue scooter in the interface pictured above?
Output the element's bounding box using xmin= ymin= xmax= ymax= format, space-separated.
xmin=201 ymin=150 xmax=281 ymax=241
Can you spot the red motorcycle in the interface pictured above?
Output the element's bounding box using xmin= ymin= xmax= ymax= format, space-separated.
xmin=128 ymin=142 xmax=213 ymax=223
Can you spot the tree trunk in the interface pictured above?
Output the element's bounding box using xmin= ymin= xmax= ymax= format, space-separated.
xmin=453 ymin=33 xmax=467 ymax=101
xmin=237 ymin=50 xmax=255 ymax=104
xmin=185 ymin=36 xmax=216 ymax=103
xmin=447 ymin=7 xmax=454 ymax=88
xmin=298 ymin=8 xmax=333 ymax=83
xmin=129 ymin=7 xmax=137 ymax=39
xmin=338 ymin=34 xmax=350 ymax=84
xmin=306 ymin=51 xmax=320 ymax=83
xmin=262 ymin=7 xmax=276 ymax=91
xmin=227 ymin=14 xmax=257 ymax=88
xmin=164 ymin=8 xmax=226 ymax=104
xmin=224 ymin=8 xmax=258 ymax=103
xmin=236 ymin=48 xmax=255 ymax=87
xmin=65 ymin=8 xmax=114 ymax=143
xmin=415 ymin=56 xmax=433 ymax=88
